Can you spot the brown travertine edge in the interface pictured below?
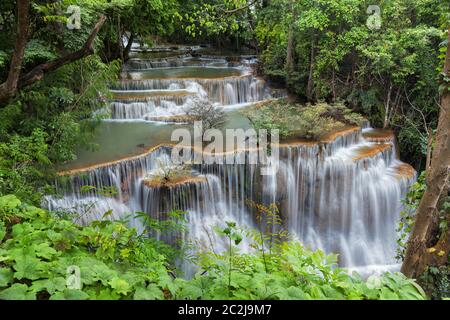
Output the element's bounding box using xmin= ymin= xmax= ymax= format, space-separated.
xmin=120 ymin=72 xmax=253 ymax=82
xmin=363 ymin=129 xmax=395 ymax=143
xmin=392 ymin=163 xmax=416 ymax=180
xmin=145 ymin=115 xmax=199 ymax=123
xmin=111 ymin=91 xmax=194 ymax=100
xmin=143 ymin=176 xmax=207 ymax=189
xmin=58 ymin=125 xmax=365 ymax=177
xmin=57 ymin=144 xmax=175 ymax=176
xmin=320 ymin=126 xmax=360 ymax=143
xmin=352 ymin=144 xmax=392 ymax=161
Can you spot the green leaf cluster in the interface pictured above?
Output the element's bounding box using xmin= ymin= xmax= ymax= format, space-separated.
xmin=243 ymin=100 xmax=365 ymax=140
xmin=0 ymin=194 xmax=427 ymax=300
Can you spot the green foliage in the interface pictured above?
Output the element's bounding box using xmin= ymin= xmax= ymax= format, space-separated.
xmin=176 ymin=240 xmax=426 ymax=300
xmin=0 ymin=55 xmax=119 ymax=204
xmin=23 ymin=39 xmax=57 ymax=67
xmin=179 ymin=0 xmax=255 ymax=41
xmin=420 ymin=266 xmax=450 ymax=300
xmin=243 ymin=100 xmax=365 ymax=140
xmin=0 ymin=195 xmax=427 ymax=300
xmin=0 ymin=129 xmax=51 ymax=204
xmin=250 ymin=0 xmax=445 ymax=169
xmin=0 ymin=195 xmax=174 ymax=300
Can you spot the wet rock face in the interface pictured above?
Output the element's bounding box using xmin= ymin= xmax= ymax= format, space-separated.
xmin=143 ymin=175 xmax=207 ymax=189
xmin=140 ymin=176 xmax=208 ymax=218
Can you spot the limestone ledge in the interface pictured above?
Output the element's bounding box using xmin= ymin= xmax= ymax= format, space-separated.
xmin=392 ymin=163 xmax=416 ymax=180
xmin=363 ymin=129 xmax=395 ymax=143
xmin=58 ymin=126 xmax=385 ymax=176
xmin=320 ymin=126 xmax=360 ymax=143
xmin=118 ymin=72 xmax=252 ymax=82
xmin=145 ymin=115 xmax=199 ymax=123
xmin=58 ymin=144 xmax=174 ymax=176
xmin=352 ymin=144 xmax=392 ymax=162
xmin=143 ymin=176 xmax=207 ymax=189
xmin=112 ymin=91 xmax=194 ymax=100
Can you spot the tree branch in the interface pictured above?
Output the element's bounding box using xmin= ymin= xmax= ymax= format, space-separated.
xmin=123 ymin=32 xmax=135 ymax=61
xmin=0 ymin=0 xmax=30 ymax=104
xmin=221 ymin=0 xmax=257 ymax=15
xmin=18 ymin=15 xmax=107 ymax=90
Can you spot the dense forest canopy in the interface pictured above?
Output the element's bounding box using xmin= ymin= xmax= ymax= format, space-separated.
xmin=0 ymin=0 xmax=449 ymax=301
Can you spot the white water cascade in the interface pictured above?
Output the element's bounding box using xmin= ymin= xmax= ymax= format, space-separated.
xmin=106 ymin=52 xmax=278 ymax=121
xmin=44 ymin=44 xmax=415 ymax=278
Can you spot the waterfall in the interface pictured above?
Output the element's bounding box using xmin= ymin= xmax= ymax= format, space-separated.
xmin=42 ymin=196 xmax=132 ymax=226
xmin=110 ymin=76 xmax=271 ymax=106
xmin=47 ymin=46 xmax=415 ymax=278
xmin=105 ymin=54 xmax=276 ymax=121
xmin=111 ymin=99 xmax=194 ymax=120
xmin=49 ymin=126 xmax=415 ymax=276
xmin=274 ymin=141 xmax=410 ymax=271
xmin=125 ymin=56 xmax=229 ymax=70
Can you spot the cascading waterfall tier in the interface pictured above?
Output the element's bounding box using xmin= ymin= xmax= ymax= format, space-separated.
xmin=125 ymin=55 xmax=229 ymax=70
xmin=111 ymin=76 xmax=271 ymax=106
xmin=48 ymin=125 xmax=416 ymax=276
xmin=105 ymin=52 xmax=278 ymax=121
xmin=46 ymin=44 xmax=415 ymax=277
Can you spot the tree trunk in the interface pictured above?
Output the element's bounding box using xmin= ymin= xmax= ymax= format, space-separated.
xmin=306 ymin=37 xmax=315 ymax=102
xmin=0 ymin=0 xmax=30 ymax=105
xmin=332 ymin=70 xmax=337 ymax=102
xmin=285 ymin=1 xmax=297 ymax=84
xmin=286 ymin=25 xmax=295 ymax=73
xmin=383 ymin=83 xmax=393 ymax=129
xmin=124 ymin=32 xmax=135 ymax=62
xmin=401 ymin=28 xmax=450 ymax=279
xmin=425 ymin=129 xmax=433 ymax=171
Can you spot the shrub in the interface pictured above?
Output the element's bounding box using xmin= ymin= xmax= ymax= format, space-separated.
xmin=0 ymin=195 xmax=174 ymax=300
xmin=243 ymin=100 xmax=365 ymax=140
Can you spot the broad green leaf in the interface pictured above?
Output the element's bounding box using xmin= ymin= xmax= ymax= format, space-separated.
xmin=379 ymin=288 xmax=400 ymax=300
xmin=94 ymin=288 xmax=121 ymax=300
xmin=134 ymin=284 xmax=164 ymax=300
xmin=50 ymin=289 xmax=89 ymax=300
xmin=177 ymin=283 xmax=202 ymax=300
xmin=30 ymin=277 xmax=67 ymax=295
xmin=0 ymin=195 xmax=21 ymax=211
xmin=13 ymin=255 xmax=47 ymax=280
xmin=0 ymin=268 xmax=13 ymax=287
xmin=277 ymin=286 xmax=308 ymax=300
xmin=108 ymin=278 xmax=131 ymax=295
xmin=0 ymin=284 xmax=35 ymax=300
xmin=33 ymin=243 xmax=58 ymax=259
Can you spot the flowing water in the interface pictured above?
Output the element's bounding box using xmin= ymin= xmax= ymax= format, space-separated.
xmin=44 ymin=44 xmax=415 ymax=277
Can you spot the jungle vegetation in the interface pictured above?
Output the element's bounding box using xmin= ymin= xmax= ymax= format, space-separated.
xmin=0 ymin=0 xmax=449 ymax=300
